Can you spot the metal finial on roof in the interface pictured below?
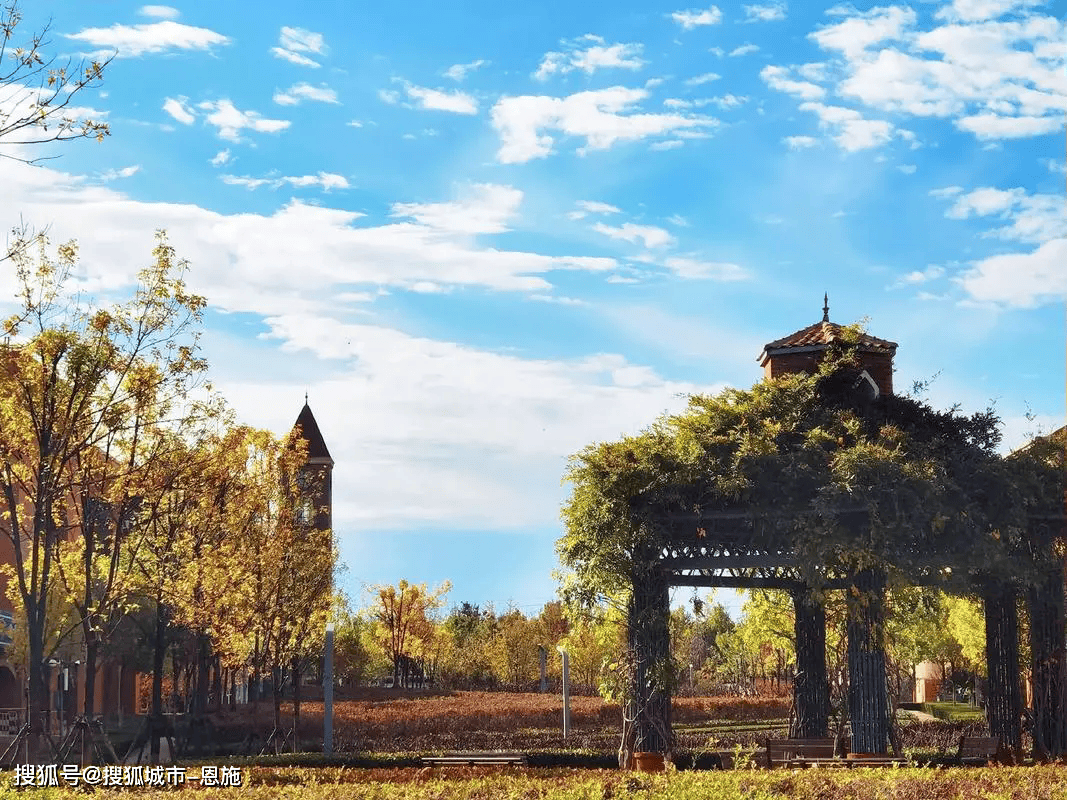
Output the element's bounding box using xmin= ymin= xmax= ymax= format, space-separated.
xmin=304 ymin=390 xmax=308 ymax=405
xmin=822 ymin=293 xmax=829 ymax=322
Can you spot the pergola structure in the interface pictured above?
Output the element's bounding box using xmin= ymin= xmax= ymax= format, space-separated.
xmin=617 ymin=300 xmax=1066 ymax=761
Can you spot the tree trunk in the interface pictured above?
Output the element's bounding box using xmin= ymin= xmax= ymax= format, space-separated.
xmin=792 ymin=586 xmax=829 ymax=738
xmin=82 ymin=633 xmax=99 ymax=718
xmin=292 ymin=656 xmax=301 ymax=753
xmin=150 ymin=600 xmax=168 ymax=763
xmin=1027 ymin=569 xmax=1067 ymax=760
xmin=272 ymin=665 xmax=283 ymax=753
xmin=626 ymin=557 xmax=671 ymax=758
xmin=195 ymin=633 xmax=210 ymax=716
xmin=27 ymin=632 xmax=47 ymax=762
xmin=211 ymin=654 xmax=222 ymax=712
xmin=847 ymin=567 xmax=890 ymax=755
xmin=983 ymin=582 xmax=1022 ymax=757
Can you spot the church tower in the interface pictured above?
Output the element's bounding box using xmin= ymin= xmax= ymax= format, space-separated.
xmin=291 ymin=399 xmax=333 ymax=533
xmin=757 ymin=295 xmax=898 ymax=396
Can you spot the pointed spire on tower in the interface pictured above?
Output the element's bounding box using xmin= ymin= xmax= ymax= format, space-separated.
xmin=822 ymin=293 xmax=830 ymax=323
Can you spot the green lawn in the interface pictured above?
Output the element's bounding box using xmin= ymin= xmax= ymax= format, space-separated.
xmin=921 ymin=702 xmax=985 ymax=723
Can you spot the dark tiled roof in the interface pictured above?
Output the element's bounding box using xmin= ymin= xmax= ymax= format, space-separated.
xmin=762 ymin=321 xmax=898 ymax=356
xmin=293 ymin=403 xmax=332 ymax=461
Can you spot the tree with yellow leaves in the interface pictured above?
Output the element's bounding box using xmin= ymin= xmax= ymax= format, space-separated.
xmin=0 ymin=231 xmax=210 ymax=758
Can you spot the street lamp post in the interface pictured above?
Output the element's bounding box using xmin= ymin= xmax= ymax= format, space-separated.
xmin=557 ymin=646 xmax=570 ymax=738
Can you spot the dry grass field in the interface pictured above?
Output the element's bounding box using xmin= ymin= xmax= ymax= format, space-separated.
xmin=208 ymin=689 xmax=790 ymax=752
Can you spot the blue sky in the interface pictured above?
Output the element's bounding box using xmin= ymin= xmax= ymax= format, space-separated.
xmin=1 ymin=0 xmax=1064 ymax=622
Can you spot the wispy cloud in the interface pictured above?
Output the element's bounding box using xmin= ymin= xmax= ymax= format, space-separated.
xmin=401 ymin=82 xmax=479 ymax=114
xmin=592 ymin=222 xmax=675 ymax=249
xmin=728 ymin=44 xmax=759 ymax=57
xmin=743 ymin=2 xmax=787 ymax=22
xmin=98 ymin=165 xmax=140 ymax=181
xmin=568 ymin=200 xmax=623 ymax=219
xmin=534 ymin=35 xmax=645 ymax=80
xmin=222 ymin=172 xmax=350 ymax=191
xmin=271 ymin=26 xmax=326 ymax=68
xmin=210 ymin=149 xmax=231 ymax=167
xmin=273 ymin=83 xmax=339 ymax=106
xmin=684 ymin=72 xmax=721 ymax=86
xmin=445 ymin=60 xmax=488 ymax=81
xmin=138 ymin=5 xmax=180 ymax=19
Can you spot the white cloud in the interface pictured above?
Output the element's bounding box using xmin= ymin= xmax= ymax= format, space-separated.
xmin=210 ymin=149 xmax=231 ymax=167
xmin=729 ymin=44 xmax=760 ymax=56
xmin=895 ymin=265 xmax=944 ymax=285
xmin=711 ymin=94 xmax=748 ymax=109
xmin=222 ymin=172 xmax=349 ymax=192
xmin=799 ymin=102 xmax=895 ymax=151
xmin=671 ymin=6 xmax=724 ymax=29
xmin=162 ymin=96 xmax=195 ymax=125
xmin=959 ymin=238 xmax=1067 ymax=308
xmin=568 ymin=200 xmax=623 ymax=220
xmin=528 ymin=294 xmax=588 ymax=306
xmin=66 ymin=20 xmax=229 ymax=57
xmin=1042 ymin=158 xmax=1066 ymax=174
xmin=197 ymin=99 xmax=291 ymax=141
xmin=272 ymin=26 xmax=326 ymax=68
xmin=935 ymin=0 xmax=1044 ymax=22
xmin=445 ymin=60 xmax=488 ymax=81
xmin=490 ymin=86 xmax=717 ymax=164
xmin=392 ymin=184 xmax=522 ymax=234
xmin=667 ymin=214 xmax=690 ymax=226
xmin=0 ymin=162 xmax=722 ymax=532
xmin=810 ymin=6 xmax=916 ymax=60
xmin=138 ymin=5 xmax=180 ymax=19
xmin=897 ymin=164 xmax=916 ymax=174
xmin=932 ymin=184 xmax=1067 ymax=308
xmin=592 ymin=222 xmax=675 ymax=249
xmin=936 ymin=186 xmax=1065 ymax=244
xmin=272 ymin=48 xmax=319 ymax=68
xmin=801 ymin=5 xmax=1066 ymax=143
xmin=955 ymin=114 xmax=1062 ymax=139
xmin=0 ymin=163 xmax=620 ymax=307
xmin=273 ymin=82 xmax=339 ymax=106
xmin=347 ymin=120 xmax=364 ymax=128
xmin=534 ymin=36 xmax=646 ymax=80
xmin=783 ymin=135 xmax=817 ymax=149
xmin=760 ymin=65 xmax=825 ymax=100
xmin=685 ymin=72 xmax=721 ymax=86
xmin=402 ymin=83 xmax=479 ymax=114
xmin=98 ymin=165 xmax=140 ymax=181
xmin=379 ymin=90 xmax=400 ymax=105
xmin=650 ymin=139 xmax=685 ymax=151
xmin=743 ymin=2 xmax=787 ymax=22
xmin=662 ymin=257 xmax=749 ymax=280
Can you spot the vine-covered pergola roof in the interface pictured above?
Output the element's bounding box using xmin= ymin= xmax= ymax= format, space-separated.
xmin=559 ymin=333 xmax=1065 ymax=603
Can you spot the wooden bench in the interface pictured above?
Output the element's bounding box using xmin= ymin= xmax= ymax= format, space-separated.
xmin=765 ymin=738 xmax=848 ymax=768
xmin=421 ymin=752 xmax=527 ymax=767
xmin=952 ymin=736 xmax=1002 ymax=766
